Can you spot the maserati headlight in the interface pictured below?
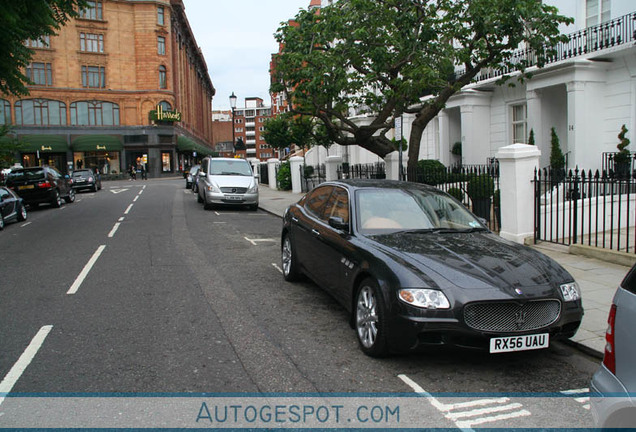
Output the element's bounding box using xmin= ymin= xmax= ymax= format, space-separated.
xmin=560 ymin=282 xmax=580 ymax=302
xmin=399 ymin=289 xmax=450 ymax=309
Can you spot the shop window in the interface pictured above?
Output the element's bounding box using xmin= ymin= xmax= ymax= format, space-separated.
xmin=80 ymin=33 xmax=104 ymax=53
xmin=26 ymin=62 xmax=52 ymax=86
xmin=15 ymin=99 xmax=66 ymax=126
xmin=161 ymin=152 xmax=172 ymax=172
xmin=0 ymin=99 xmax=11 ymax=124
xmin=79 ymin=1 xmax=103 ymax=20
xmin=70 ymin=101 xmax=120 ymax=126
xmin=81 ymin=66 xmax=106 ymax=88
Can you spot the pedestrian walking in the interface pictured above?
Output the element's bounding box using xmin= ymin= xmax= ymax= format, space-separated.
xmin=129 ymin=164 xmax=136 ymax=181
xmin=141 ymin=165 xmax=147 ymax=180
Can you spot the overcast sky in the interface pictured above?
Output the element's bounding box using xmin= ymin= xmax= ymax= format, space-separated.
xmin=182 ymin=0 xmax=312 ymax=111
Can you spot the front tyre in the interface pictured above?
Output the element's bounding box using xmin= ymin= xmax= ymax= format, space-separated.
xmin=64 ymin=189 xmax=75 ymax=203
xmin=355 ymin=279 xmax=389 ymax=357
xmin=17 ymin=204 xmax=27 ymax=221
xmin=281 ymin=234 xmax=301 ymax=282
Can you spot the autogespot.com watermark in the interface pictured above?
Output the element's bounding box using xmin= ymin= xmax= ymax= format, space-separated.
xmin=195 ymin=400 xmax=400 ymax=427
xmin=0 ymin=392 xmax=603 ymax=428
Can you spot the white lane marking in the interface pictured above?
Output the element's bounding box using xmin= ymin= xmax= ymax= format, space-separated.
xmin=0 ymin=325 xmax=53 ymax=407
xmin=20 ymin=222 xmax=32 ymax=227
xmin=67 ymin=245 xmax=106 ymax=295
xmin=108 ymin=223 xmax=121 ymax=238
xmin=133 ymin=196 xmax=139 ymax=202
xmin=272 ymin=263 xmax=283 ymax=274
xmin=213 ymin=222 xmax=227 ymax=224
xmin=110 ymin=189 xmax=129 ymax=194
xmin=214 ymin=211 xmax=220 ymax=216
xmin=138 ymin=189 xmax=143 ymax=195
xmin=118 ymin=217 xmax=125 ymax=222
xmin=244 ymin=237 xmax=277 ymax=246
xmin=398 ymin=374 xmax=531 ymax=430
xmin=142 ymin=185 xmax=146 ymax=190
xmin=561 ymin=388 xmax=590 ymax=410
xmin=124 ymin=204 xmax=133 ymax=214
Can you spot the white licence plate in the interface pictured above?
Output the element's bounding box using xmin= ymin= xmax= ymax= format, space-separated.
xmin=489 ymin=333 xmax=549 ymax=353
xmin=225 ymin=195 xmax=243 ymax=201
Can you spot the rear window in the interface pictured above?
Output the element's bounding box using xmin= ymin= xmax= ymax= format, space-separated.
xmin=622 ymin=265 xmax=636 ymax=295
xmin=72 ymin=170 xmax=91 ymax=177
xmin=7 ymin=169 xmax=45 ymax=182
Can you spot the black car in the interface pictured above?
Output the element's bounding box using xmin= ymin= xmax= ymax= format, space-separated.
xmin=6 ymin=166 xmax=75 ymax=208
xmin=71 ymin=169 xmax=102 ymax=192
xmin=281 ymin=180 xmax=583 ymax=357
xmin=0 ymin=186 xmax=27 ymax=230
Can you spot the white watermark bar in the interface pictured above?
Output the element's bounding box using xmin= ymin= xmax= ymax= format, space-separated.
xmin=0 ymin=393 xmax=607 ymax=429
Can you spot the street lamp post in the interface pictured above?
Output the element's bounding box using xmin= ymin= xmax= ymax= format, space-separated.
xmin=229 ymin=92 xmax=237 ymax=155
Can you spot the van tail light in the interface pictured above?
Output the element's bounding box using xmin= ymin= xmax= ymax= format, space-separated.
xmin=603 ymin=304 xmax=617 ymax=374
xmin=37 ymin=181 xmax=52 ymax=188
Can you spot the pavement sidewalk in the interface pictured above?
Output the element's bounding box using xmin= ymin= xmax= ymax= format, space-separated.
xmin=258 ymin=185 xmax=633 ymax=358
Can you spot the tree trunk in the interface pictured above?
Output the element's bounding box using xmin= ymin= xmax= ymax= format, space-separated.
xmin=407 ymin=121 xmax=425 ymax=181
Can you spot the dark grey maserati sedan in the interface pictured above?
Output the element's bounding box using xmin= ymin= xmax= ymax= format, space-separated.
xmin=281 ymin=180 xmax=583 ymax=357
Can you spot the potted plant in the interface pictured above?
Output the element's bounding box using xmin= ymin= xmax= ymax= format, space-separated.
xmin=493 ymin=189 xmax=501 ymax=228
xmin=467 ymin=174 xmax=494 ymax=221
xmin=614 ymin=124 xmax=631 ymax=179
xmin=549 ymin=127 xmax=565 ymax=186
xmin=528 ymin=129 xmax=535 ymax=145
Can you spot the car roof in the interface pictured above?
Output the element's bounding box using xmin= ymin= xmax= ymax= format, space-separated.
xmin=323 ymin=179 xmax=439 ymax=192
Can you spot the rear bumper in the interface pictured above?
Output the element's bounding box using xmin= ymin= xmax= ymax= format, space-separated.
xmin=590 ymin=365 xmax=636 ymax=428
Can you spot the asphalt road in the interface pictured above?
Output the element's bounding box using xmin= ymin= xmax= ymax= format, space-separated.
xmin=0 ymin=178 xmax=601 ymax=428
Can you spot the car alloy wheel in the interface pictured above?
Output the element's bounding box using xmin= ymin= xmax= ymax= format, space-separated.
xmin=355 ymin=279 xmax=388 ymax=357
xmin=65 ymin=189 xmax=75 ymax=203
xmin=17 ymin=205 xmax=27 ymax=221
xmin=52 ymin=190 xmax=62 ymax=208
xmin=0 ymin=214 xmax=4 ymax=230
xmin=281 ymin=234 xmax=300 ymax=282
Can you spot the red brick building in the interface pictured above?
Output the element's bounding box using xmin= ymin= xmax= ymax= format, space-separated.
xmin=0 ymin=0 xmax=215 ymax=177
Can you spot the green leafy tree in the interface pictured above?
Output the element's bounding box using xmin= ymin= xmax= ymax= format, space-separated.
xmin=0 ymin=0 xmax=87 ymax=96
xmin=262 ymin=113 xmax=331 ymax=155
xmin=272 ymin=0 xmax=572 ymax=174
xmin=0 ymin=125 xmax=20 ymax=169
xmin=615 ymin=124 xmax=630 ymax=164
xmin=528 ymin=129 xmax=535 ymax=145
xmin=549 ymin=127 xmax=565 ymax=170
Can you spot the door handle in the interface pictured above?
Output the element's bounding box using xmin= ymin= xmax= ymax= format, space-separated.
xmin=311 ymin=229 xmax=320 ymax=236
xmin=292 ymin=217 xmax=299 ymax=223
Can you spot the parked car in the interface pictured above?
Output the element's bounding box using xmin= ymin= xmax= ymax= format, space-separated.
xmin=186 ymin=164 xmax=200 ymax=189
xmin=590 ymin=263 xmax=636 ymax=428
xmin=71 ymin=169 xmax=102 ymax=192
xmin=0 ymin=186 xmax=27 ymax=230
xmin=5 ymin=166 xmax=75 ymax=208
xmin=281 ymin=180 xmax=584 ymax=357
xmin=196 ymin=157 xmax=258 ymax=211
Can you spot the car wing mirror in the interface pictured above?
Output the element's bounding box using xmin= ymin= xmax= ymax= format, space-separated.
xmin=328 ymin=216 xmax=349 ymax=232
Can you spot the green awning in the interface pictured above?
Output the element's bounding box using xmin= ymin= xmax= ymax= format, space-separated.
xmin=18 ymin=135 xmax=69 ymax=153
xmin=72 ymin=135 xmax=123 ymax=152
xmin=177 ymin=135 xmax=214 ymax=156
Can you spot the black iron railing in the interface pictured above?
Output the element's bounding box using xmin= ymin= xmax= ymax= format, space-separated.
xmin=300 ymin=164 xmax=326 ymax=193
xmin=455 ymin=12 xmax=636 ymax=84
xmin=534 ymin=167 xmax=636 ymax=254
xmin=337 ymin=162 xmax=386 ymax=180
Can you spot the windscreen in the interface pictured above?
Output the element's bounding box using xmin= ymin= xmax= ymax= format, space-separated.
xmin=209 ymin=160 xmax=252 ymax=176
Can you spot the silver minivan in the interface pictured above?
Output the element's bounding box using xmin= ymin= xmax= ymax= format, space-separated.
xmin=590 ymin=263 xmax=636 ymax=428
xmin=196 ymin=157 xmax=259 ymax=211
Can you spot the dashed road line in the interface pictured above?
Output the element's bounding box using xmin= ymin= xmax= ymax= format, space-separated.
xmin=561 ymin=388 xmax=590 ymax=410
xmin=67 ymin=245 xmax=106 ymax=295
xmin=108 ymin=223 xmax=121 ymax=238
xmin=0 ymin=325 xmax=53 ymax=407
xmin=20 ymin=222 xmax=31 ymax=227
xmin=124 ymin=204 xmax=133 ymax=214
xmin=272 ymin=263 xmax=283 ymax=274
xmin=244 ymin=237 xmax=277 ymax=246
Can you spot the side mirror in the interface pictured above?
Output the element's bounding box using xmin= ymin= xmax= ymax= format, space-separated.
xmin=199 ymin=171 xmax=206 ymax=177
xmin=328 ymin=216 xmax=349 ymax=232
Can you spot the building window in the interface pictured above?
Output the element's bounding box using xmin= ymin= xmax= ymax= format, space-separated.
xmin=157 ymin=6 xmax=165 ymax=25
xmin=159 ymin=65 xmax=167 ymax=89
xmin=586 ymin=0 xmax=610 ymax=27
xmin=24 ymin=36 xmax=50 ymax=49
xmin=15 ymin=99 xmax=66 ymax=126
xmin=70 ymin=101 xmax=119 ymax=126
xmin=80 ymin=33 xmax=104 ymax=53
xmin=0 ymin=99 xmax=11 ymax=124
xmin=158 ymin=101 xmax=172 ymax=111
xmin=161 ymin=152 xmax=172 ymax=172
xmin=79 ymin=1 xmax=103 ymax=20
xmin=511 ymin=104 xmax=527 ymax=144
xmin=158 ymin=36 xmax=166 ymax=55
xmin=81 ymin=66 xmax=106 ymax=88
xmin=26 ymin=62 xmax=53 ymax=86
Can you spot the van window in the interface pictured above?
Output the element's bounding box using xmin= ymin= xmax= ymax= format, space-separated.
xmin=622 ymin=266 xmax=636 ymax=295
